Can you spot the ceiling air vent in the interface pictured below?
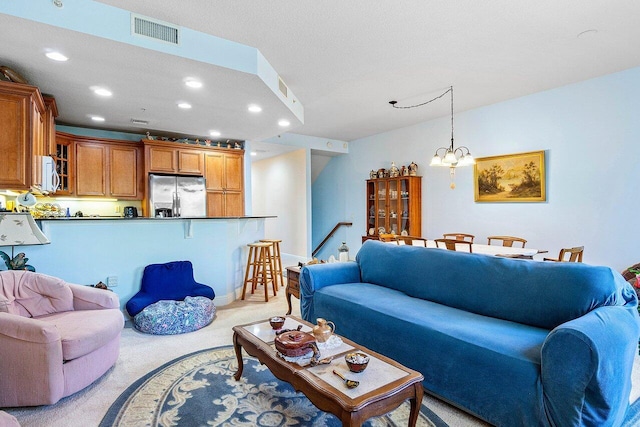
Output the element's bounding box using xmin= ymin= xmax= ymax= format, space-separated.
xmin=131 ymin=14 xmax=180 ymax=45
xmin=130 ymin=119 xmax=149 ymax=126
xmin=278 ymin=76 xmax=288 ymax=98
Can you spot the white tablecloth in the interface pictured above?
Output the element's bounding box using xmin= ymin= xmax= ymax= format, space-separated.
xmin=389 ymin=239 xmax=539 ymax=257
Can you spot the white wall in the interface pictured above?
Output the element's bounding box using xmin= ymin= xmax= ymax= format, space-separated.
xmin=251 ymin=149 xmax=309 ymax=265
xmin=313 ymin=66 xmax=640 ymax=272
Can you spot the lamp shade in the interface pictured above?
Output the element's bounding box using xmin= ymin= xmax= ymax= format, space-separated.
xmin=15 ymin=192 xmax=37 ymax=208
xmin=0 ymin=213 xmax=50 ymax=247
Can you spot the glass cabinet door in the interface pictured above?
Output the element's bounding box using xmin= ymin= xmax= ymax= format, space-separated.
xmin=376 ymin=180 xmax=387 ymax=233
xmin=400 ymin=178 xmax=410 ymax=235
xmin=54 ymin=134 xmax=73 ymax=195
xmin=388 ymin=179 xmax=399 ymax=235
xmin=367 ymin=180 xmax=376 ymax=234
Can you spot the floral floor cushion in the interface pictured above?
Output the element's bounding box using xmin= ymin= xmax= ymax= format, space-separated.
xmin=133 ymin=296 xmax=216 ymax=335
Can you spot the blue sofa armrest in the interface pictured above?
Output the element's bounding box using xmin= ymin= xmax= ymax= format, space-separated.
xmin=300 ymin=262 xmax=361 ymax=322
xmin=541 ymin=305 xmax=640 ymax=426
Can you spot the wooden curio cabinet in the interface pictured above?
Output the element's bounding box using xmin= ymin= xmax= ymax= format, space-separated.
xmin=366 ymin=176 xmax=422 ymax=238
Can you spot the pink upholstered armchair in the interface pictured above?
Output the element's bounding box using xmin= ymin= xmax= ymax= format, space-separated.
xmin=0 ymin=270 xmax=124 ymax=407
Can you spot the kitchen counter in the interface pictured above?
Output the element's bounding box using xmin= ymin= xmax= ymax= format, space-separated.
xmin=37 ymin=215 xmax=276 ymax=220
xmin=28 ymin=216 xmax=275 ymax=309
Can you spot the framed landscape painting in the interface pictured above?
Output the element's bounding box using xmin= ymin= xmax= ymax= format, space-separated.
xmin=474 ymin=150 xmax=546 ymax=202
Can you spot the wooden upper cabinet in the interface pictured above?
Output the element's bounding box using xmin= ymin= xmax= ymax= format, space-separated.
xmin=70 ymin=134 xmax=142 ymax=199
xmin=147 ymin=145 xmax=176 ymax=173
xmin=144 ymin=141 xmax=203 ymax=175
xmin=0 ymin=81 xmax=45 ymax=190
xmin=30 ymin=101 xmax=45 ymax=189
xmin=204 ymin=151 xmax=243 ymax=190
xmin=75 ymin=142 xmax=107 ymax=196
xmin=110 ymin=145 xmax=140 ymax=198
xmin=204 ymin=151 xmax=244 ymax=216
xmin=204 ymin=152 xmax=224 ymax=190
xmin=178 ymin=150 xmax=203 ymax=175
xmin=43 ymin=96 xmax=58 ymax=157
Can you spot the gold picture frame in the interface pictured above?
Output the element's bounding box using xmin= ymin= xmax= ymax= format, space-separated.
xmin=474 ymin=150 xmax=546 ymax=202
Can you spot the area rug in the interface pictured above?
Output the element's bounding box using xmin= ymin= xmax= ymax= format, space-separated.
xmin=100 ymin=345 xmax=448 ymax=427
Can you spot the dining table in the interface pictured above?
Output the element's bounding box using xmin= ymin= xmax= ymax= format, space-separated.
xmin=390 ymin=238 xmax=545 ymax=259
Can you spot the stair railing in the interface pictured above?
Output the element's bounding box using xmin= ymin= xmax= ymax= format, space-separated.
xmin=312 ymin=222 xmax=352 ymax=258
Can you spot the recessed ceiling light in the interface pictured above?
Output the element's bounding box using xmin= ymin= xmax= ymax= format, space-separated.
xmin=248 ymin=104 xmax=262 ymax=113
xmin=45 ymin=51 xmax=68 ymax=62
xmin=93 ymin=87 xmax=112 ymax=97
xmin=250 ymin=151 xmax=257 ymax=156
xmin=209 ymin=130 xmax=221 ymax=137
xmin=91 ymin=116 xmax=105 ymax=122
xmin=185 ymin=79 xmax=203 ymax=89
xmin=278 ymin=119 xmax=290 ymax=127
xmin=178 ymin=102 xmax=192 ymax=109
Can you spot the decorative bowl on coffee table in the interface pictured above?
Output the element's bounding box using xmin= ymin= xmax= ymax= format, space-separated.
xmin=269 ymin=316 xmax=286 ymax=330
xmin=345 ymin=352 xmax=370 ymax=373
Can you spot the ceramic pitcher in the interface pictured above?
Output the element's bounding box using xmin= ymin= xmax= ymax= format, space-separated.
xmin=312 ymin=318 xmax=335 ymax=343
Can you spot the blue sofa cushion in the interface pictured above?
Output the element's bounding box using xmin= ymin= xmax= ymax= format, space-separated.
xmin=126 ymin=260 xmax=215 ymax=317
xmin=313 ymin=282 xmax=550 ymax=425
xmin=356 ymin=240 xmax=636 ymax=330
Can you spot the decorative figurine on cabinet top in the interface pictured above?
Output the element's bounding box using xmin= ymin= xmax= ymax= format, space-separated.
xmin=377 ymin=168 xmax=387 ymax=178
xmin=389 ymin=162 xmax=400 ymax=177
xmin=370 ymin=170 xmax=377 ymax=179
xmin=409 ymin=162 xmax=418 ymax=176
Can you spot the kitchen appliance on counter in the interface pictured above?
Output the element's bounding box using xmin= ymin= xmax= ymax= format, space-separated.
xmin=155 ymin=208 xmax=172 ymax=218
xmin=123 ymin=206 xmax=138 ymax=218
xmin=149 ymin=174 xmax=206 ymax=218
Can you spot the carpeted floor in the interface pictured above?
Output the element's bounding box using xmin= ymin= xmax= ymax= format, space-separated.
xmin=99 ymin=345 xmax=449 ymax=427
xmin=4 ymin=290 xmax=640 ymax=426
xmin=5 ymin=292 xmax=487 ymax=427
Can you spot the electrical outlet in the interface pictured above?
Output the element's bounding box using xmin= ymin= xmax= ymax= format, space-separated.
xmin=107 ymin=276 xmax=118 ymax=287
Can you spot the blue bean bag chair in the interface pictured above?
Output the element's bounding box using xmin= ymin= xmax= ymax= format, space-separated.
xmin=133 ymin=296 xmax=216 ymax=334
xmin=126 ymin=260 xmax=215 ymax=317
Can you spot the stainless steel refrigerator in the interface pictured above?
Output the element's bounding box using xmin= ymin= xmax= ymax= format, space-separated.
xmin=149 ymin=174 xmax=206 ymax=217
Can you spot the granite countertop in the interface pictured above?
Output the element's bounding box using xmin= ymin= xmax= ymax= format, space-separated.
xmin=37 ymin=215 xmax=276 ymax=221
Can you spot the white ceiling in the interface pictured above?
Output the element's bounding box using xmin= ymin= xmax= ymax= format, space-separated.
xmin=2 ymin=1 xmax=640 ymax=153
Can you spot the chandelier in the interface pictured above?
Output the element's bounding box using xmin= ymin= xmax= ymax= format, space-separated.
xmin=390 ymin=86 xmax=474 ymax=189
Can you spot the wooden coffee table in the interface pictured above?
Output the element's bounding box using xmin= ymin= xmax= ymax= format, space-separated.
xmin=232 ymin=316 xmax=424 ymax=426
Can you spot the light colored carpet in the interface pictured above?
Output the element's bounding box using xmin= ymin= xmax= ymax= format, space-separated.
xmin=5 ymin=289 xmax=639 ymax=427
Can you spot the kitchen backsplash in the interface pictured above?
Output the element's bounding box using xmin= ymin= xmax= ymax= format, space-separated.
xmin=0 ymin=194 xmax=142 ymax=218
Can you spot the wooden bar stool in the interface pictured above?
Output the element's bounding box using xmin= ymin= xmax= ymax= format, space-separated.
xmin=241 ymin=242 xmax=277 ymax=302
xmin=260 ymin=239 xmax=284 ymax=292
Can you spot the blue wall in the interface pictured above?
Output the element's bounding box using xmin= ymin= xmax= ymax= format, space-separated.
xmin=24 ymin=218 xmax=266 ymax=312
xmin=313 ymin=66 xmax=640 ymax=271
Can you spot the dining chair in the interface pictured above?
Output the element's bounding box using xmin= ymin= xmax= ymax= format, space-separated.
xmin=379 ymin=233 xmax=396 ymax=243
xmin=443 ymin=233 xmax=475 ymax=243
xmin=543 ymin=246 xmax=584 ymax=262
xmin=487 ymin=235 xmax=527 ymax=248
xmin=395 ymin=236 xmax=428 ymax=247
xmin=434 ymin=238 xmax=473 ymax=253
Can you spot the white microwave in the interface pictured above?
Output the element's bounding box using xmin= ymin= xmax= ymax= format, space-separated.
xmin=40 ymin=156 xmax=60 ymax=194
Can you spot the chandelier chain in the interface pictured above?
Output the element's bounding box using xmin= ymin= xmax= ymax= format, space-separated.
xmin=390 ymin=86 xmax=452 ymax=110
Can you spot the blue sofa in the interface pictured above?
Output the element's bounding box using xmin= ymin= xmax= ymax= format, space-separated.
xmin=301 ymin=240 xmax=640 ymax=427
